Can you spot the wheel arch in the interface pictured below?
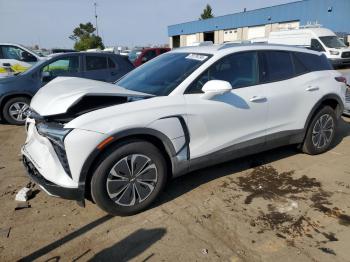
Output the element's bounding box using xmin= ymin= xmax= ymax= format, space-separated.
xmin=303 ymin=93 xmax=344 ymax=136
xmin=79 ymin=128 xmax=177 ymax=201
xmin=0 ymin=92 xmax=33 ymax=118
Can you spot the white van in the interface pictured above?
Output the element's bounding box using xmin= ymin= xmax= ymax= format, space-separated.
xmin=268 ymin=27 xmax=350 ymax=67
xmin=0 ymin=43 xmax=46 ymax=77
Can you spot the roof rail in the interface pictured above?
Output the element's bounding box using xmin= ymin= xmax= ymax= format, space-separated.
xmin=218 ymin=41 xmax=252 ymax=50
xmin=190 ymin=41 xmax=213 ymax=47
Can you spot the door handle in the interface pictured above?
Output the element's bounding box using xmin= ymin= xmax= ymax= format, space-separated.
xmin=249 ymin=96 xmax=267 ymax=103
xmin=306 ymin=86 xmax=319 ymax=92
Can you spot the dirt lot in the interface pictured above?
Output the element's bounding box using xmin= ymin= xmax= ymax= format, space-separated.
xmin=1 ymin=71 xmax=350 ymax=262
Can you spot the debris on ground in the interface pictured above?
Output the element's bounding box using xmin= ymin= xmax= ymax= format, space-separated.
xmin=201 ymin=248 xmax=208 ymax=255
xmin=15 ymin=187 xmax=32 ymax=202
xmin=15 ymin=202 xmax=31 ymax=210
xmin=0 ymin=227 xmax=11 ymax=238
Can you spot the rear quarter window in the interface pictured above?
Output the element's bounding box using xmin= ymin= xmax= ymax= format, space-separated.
xmin=293 ymin=52 xmax=332 ymax=72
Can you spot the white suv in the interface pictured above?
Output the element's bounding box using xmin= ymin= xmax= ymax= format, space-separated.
xmin=22 ymin=44 xmax=348 ymax=215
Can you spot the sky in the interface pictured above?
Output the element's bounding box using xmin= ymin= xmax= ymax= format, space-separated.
xmin=0 ymin=0 xmax=296 ymax=49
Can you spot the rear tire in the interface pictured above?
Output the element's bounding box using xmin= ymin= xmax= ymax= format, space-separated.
xmin=91 ymin=140 xmax=167 ymax=216
xmin=2 ymin=97 xmax=30 ymax=125
xmin=302 ymin=106 xmax=337 ymax=155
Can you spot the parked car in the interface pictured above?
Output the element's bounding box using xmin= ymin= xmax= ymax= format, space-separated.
xmin=128 ymin=47 xmax=170 ymax=67
xmin=268 ymin=27 xmax=350 ymax=68
xmin=0 ymin=43 xmax=46 ymax=77
xmin=0 ymin=52 xmax=134 ymax=125
xmin=22 ymin=44 xmax=348 ymax=216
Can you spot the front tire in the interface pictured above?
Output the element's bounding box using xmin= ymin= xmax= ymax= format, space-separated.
xmin=2 ymin=97 xmax=30 ymax=125
xmin=302 ymin=106 xmax=337 ymax=155
xmin=91 ymin=140 xmax=167 ymax=216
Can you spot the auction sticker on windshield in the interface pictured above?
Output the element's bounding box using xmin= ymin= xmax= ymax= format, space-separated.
xmin=185 ymin=54 xmax=208 ymax=61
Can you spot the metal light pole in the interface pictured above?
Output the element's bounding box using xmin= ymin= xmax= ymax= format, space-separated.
xmin=94 ymin=2 xmax=99 ymax=36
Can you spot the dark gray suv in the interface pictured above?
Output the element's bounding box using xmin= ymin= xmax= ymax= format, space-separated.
xmin=0 ymin=52 xmax=134 ymax=125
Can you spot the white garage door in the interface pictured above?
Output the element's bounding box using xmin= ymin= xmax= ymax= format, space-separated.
xmin=224 ymin=29 xmax=238 ymax=42
xmin=186 ymin=34 xmax=197 ymax=46
xmin=247 ymin=26 xmax=266 ymax=40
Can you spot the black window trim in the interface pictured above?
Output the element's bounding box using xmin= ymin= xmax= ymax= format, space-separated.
xmin=184 ymin=50 xmax=260 ymax=94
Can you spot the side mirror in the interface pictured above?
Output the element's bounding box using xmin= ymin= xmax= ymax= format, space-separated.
xmin=201 ymin=80 xmax=232 ymax=99
xmin=141 ymin=56 xmax=148 ymax=63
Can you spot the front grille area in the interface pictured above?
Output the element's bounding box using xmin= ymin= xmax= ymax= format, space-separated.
xmin=346 ymin=89 xmax=350 ymax=103
xmin=342 ymin=52 xmax=350 ymax=58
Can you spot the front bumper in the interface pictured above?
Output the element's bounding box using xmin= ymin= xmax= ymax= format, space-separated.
xmin=330 ymin=58 xmax=350 ymax=67
xmin=22 ymin=156 xmax=83 ymax=200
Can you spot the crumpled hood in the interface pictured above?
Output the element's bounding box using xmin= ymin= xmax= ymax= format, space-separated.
xmin=30 ymin=77 xmax=152 ymax=116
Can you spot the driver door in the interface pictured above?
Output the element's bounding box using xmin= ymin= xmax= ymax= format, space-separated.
xmin=184 ymin=51 xmax=268 ymax=162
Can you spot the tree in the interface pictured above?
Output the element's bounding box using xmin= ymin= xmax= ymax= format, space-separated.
xmin=200 ymin=4 xmax=214 ymax=20
xmin=69 ymin=22 xmax=104 ymax=51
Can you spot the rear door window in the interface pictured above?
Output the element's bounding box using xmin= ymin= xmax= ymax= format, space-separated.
xmin=86 ymin=56 xmax=108 ymax=71
xmin=261 ymin=51 xmax=294 ymax=83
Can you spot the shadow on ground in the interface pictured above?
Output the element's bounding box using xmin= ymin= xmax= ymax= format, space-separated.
xmin=88 ymin=228 xmax=166 ymax=262
xmin=19 ymin=215 xmax=113 ymax=262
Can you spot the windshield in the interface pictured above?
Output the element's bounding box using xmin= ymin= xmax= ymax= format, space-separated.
xmin=128 ymin=49 xmax=142 ymax=63
xmin=117 ymin=52 xmax=211 ymax=96
xmin=319 ymin=36 xmax=346 ymax=48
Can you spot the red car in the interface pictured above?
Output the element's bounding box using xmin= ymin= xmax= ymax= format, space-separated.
xmin=128 ymin=47 xmax=170 ymax=67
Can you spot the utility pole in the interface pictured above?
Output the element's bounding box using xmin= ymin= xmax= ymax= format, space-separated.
xmin=94 ymin=2 xmax=99 ymax=36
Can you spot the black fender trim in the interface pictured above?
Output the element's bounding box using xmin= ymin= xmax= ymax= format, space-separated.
xmin=0 ymin=91 xmax=34 ymax=105
xmin=304 ymin=94 xmax=344 ymax=130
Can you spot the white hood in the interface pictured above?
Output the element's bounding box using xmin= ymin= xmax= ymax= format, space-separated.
xmin=30 ymin=77 xmax=152 ymax=116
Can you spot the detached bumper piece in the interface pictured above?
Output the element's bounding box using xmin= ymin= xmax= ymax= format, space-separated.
xmin=22 ymin=156 xmax=83 ymax=200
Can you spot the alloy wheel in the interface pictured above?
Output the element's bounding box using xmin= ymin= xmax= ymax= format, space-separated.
xmin=106 ymin=154 xmax=158 ymax=206
xmin=311 ymin=114 xmax=334 ymax=149
xmin=8 ymin=102 xmax=29 ymax=122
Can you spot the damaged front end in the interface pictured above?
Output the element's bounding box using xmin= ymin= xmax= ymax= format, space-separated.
xmin=22 ymin=77 xmax=153 ymax=206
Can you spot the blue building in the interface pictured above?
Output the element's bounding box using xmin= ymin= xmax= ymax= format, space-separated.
xmin=167 ymin=0 xmax=350 ymax=47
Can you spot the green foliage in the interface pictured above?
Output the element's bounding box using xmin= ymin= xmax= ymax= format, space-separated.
xmin=200 ymin=4 xmax=214 ymax=20
xmin=70 ymin=22 xmax=105 ymax=51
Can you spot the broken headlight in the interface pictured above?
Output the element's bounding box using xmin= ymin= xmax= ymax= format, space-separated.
xmin=36 ymin=123 xmax=72 ymax=150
